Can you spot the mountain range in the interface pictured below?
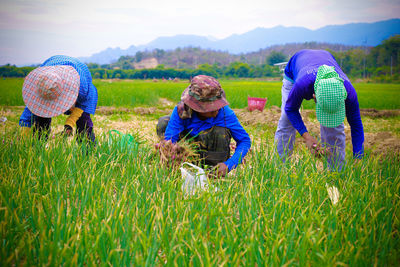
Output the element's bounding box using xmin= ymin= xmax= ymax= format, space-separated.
xmin=79 ymin=19 xmax=400 ymax=65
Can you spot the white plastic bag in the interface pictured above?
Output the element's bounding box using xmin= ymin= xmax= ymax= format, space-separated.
xmin=180 ymin=162 xmax=209 ymax=195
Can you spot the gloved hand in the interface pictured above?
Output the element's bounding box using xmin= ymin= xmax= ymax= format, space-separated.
xmin=65 ymin=107 xmax=83 ymax=129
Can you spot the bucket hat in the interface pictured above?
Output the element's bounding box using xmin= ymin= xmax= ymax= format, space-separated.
xmin=181 ymin=75 xmax=228 ymax=113
xmin=22 ymin=66 xmax=80 ymax=118
xmin=314 ymin=65 xmax=347 ymax=128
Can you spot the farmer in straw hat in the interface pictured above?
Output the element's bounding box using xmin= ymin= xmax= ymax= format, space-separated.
xmin=275 ymin=49 xmax=364 ymax=170
xmin=19 ymin=55 xmax=98 ymax=142
xmin=156 ymin=75 xmax=251 ymax=177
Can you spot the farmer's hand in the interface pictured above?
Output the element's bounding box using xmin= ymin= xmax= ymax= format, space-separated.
xmin=302 ymin=132 xmax=331 ymax=158
xmin=62 ymin=125 xmax=73 ymax=137
xmin=210 ymin=163 xmax=228 ymax=179
xmin=303 ymin=132 xmax=318 ymax=153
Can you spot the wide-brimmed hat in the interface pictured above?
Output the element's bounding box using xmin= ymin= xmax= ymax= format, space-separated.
xmin=314 ymin=65 xmax=347 ymax=128
xmin=181 ymin=75 xmax=228 ymax=113
xmin=22 ymin=66 xmax=80 ymax=118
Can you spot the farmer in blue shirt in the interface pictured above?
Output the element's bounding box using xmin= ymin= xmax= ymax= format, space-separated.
xmin=275 ymin=49 xmax=364 ymax=170
xmin=19 ymin=55 xmax=98 ymax=142
xmin=156 ymin=75 xmax=251 ymax=177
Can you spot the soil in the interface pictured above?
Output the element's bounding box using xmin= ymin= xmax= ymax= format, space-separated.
xmin=360 ymin=108 xmax=400 ymax=118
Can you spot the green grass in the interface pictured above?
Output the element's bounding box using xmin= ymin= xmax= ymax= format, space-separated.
xmin=0 ymin=130 xmax=399 ymax=266
xmin=0 ymin=78 xmax=399 ymax=265
xmin=1 ymin=78 xmax=399 ymax=109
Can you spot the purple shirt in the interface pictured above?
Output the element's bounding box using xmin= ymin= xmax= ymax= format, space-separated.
xmin=284 ymin=49 xmax=364 ymax=158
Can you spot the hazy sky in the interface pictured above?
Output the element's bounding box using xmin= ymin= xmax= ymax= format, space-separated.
xmin=0 ymin=0 xmax=399 ymax=65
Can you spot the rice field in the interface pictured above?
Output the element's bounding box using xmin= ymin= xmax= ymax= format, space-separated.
xmin=1 ymin=78 xmax=400 ymax=109
xmin=0 ymin=78 xmax=399 ymax=266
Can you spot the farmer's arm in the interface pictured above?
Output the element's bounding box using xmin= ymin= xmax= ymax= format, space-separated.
xmin=63 ymin=107 xmax=84 ymax=135
xmin=164 ymin=106 xmax=184 ymax=143
xmin=223 ymin=106 xmax=251 ymax=171
xmin=284 ymin=81 xmax=308 ymax=136
xmin=19 ymin=106 xmax=33 ymax=136
xmin=19 ymin=106 xmax=32 ymax=128
xmin=344 ymin=81 xmax=364 ymax=158
xmin=285 ymin=80 xmax=319 ymax=150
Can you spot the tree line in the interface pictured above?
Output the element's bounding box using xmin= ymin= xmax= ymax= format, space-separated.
xmin=1 ymin=35 xmax=398 ymax=82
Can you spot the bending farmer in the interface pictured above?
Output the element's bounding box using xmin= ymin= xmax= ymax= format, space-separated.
xmin=157 ymin=75 xmax=251 ymax=177
xmin=19 ymin=55 xmax=98 ymax=143
xmin=275 ymin=49 xmax=364 ymax=170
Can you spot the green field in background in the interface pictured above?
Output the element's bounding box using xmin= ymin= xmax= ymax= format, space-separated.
xmin=0 ymin=78 xmax=399 ymax=109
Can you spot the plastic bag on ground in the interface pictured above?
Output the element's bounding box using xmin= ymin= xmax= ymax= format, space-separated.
xmin=180 ymin=162 xmax=210 ymax=195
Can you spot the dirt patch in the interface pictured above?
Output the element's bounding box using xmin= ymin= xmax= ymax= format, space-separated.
xmin=364 ymin=132 xmax=400 ymax=157
xmin=96 ymin=106 xmax=170 ymax=116
xmin=96 ymin=106 xmax=133 ymax=115
xmin=234 ymin=105 xmax=281 ymax=126
xmin=158 ymin=98 xmax=175 ymax=107
xmin=360 ymin=109 xmax=400 ymax=118
xmin=133 ymin=107 xmax=157 ymax=115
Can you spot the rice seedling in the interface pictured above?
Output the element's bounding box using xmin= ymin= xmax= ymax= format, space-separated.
xmin=0 ymin=78 xmax=399 ymax=265
xmin=0 ymin=127 xmax=399 ymax=266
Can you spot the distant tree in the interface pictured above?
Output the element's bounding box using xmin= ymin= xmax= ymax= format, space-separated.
xmin=87 ymin=63 xmax=100 ymax=69
xmin=197 ymin=63 xmax=219 ymax=77
xmin=122 ymin=61 xmax=132 ymax=70
xmin=135 ymin=51 xmax=144 ymax=63
xmin=266 ymin=51 xmax=287 ymax=65
xmin=225 ymin=62 xmax=250 ymax=77
xmin=367 ymin=35 xmax=399 ymax=73
xmin=154 ymin=49 xmax=165 ymax=60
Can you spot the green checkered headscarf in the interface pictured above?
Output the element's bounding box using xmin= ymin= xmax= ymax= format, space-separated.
xmin=314 ymin=65 xmax=347 ymax=128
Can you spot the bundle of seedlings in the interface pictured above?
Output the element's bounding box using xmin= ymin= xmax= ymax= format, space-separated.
xmin=154 ymin=139 xmax=199 ymax=168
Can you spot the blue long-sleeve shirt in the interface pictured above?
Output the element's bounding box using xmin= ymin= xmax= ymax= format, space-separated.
xmin=165 ymin=106 xmax=251 ymax=171
xmin=19 ymin=55 xmax=98 ymax=127
xmin=284 ymin=49 xmax=364 ymax=158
